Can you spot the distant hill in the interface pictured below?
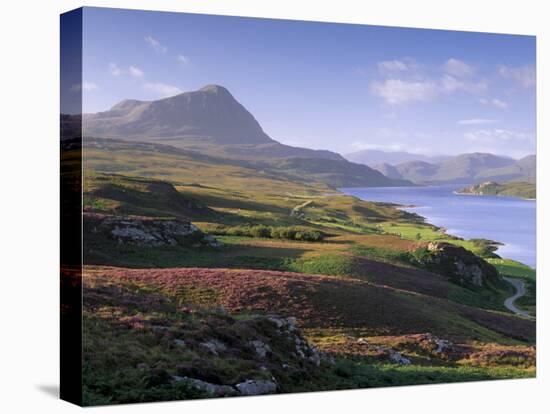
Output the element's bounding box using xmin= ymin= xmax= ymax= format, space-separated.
xmin=434 ymin=153 xmax=516 ymax=183
xmin=475 ymin=155 xmax=536 ymax=183
xmin=266 ymin=157 xmax=411 ymax=188
xmin=374 ymin=153 xmax=519 ymax=184
xmin=372 ymin=163 xmax=402 ymax=180
xmin=345 ymin=149 xmax=450 ymax=166
xmin=376 ymin=160 xmax=440 ymax=184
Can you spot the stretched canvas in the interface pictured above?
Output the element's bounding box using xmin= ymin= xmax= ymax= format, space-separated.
xmin=60 ymin=7 xmax=536 ymax=406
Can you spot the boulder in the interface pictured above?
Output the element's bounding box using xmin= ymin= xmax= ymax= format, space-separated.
xmin=174 ymin=339 xmax=186 ymax=347
xmin=249 ymin=340 xmax=272 ymax=358
xmin=388 ymin=350 xmax=411 ymax=365
xmin=172 ymin=376 xmax=238 ymax=397
xmin=235 ymin=379 xmax=278 ymax=396
xmin=200 ymin=339 xmax=227 ymax=356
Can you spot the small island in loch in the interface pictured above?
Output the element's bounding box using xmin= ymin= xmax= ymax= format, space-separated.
xmin=457 ymin=181 xmax=536 ymax=200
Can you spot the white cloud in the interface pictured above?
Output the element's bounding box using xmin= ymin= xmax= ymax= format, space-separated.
xmin=371 ymin=75 xmax=486 ymax=105
xmin=498 ymin=65 xmax=535 ymax=88
xmin=145 ymin=35 xmax=167 ymax=54
xmin=143 ymin=82 xmax=182 ymax=97
xmin=128 ymin=65 xmax=145 ymax=78
xmin=83 ymin=82 xmax=99 ymax=91
xmin=109 ymin=62 xmax=122 ymax=76
xmin=378 ymin=60 xmax=409 ymax=73
xmin=371 ymin=58 xmax=488 ymax=105
xmin=464 ymin=129 xmax=531 ymax=143
xmin=491 ymin=98 xmax=508 ymax=109
xmin=176 ymin=54 xmax=190 ymax=65
xmin=480 ymin=97 xmax=508 ymax=109
xmin=440 ymin=75 xmax=487 ymax=94
xmin=351 ymin=141 xmax=405 ymax=152
xmin=458 ymin=119 xmax=499 ymax=125
xmin=370 ymin=79 xmax=438 ymax=105
xmin=70 ymin=82 xmax=98 ymax=92
xmin=444 ymin=58 xmax=474 ymax=78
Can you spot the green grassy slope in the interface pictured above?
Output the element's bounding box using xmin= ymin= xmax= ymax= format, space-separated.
xmin=79 ymin=138 xmax=535 ymax=403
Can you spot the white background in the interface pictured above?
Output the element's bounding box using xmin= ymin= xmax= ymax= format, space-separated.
xmin=0 ymin=0 xmax=548 ymax=412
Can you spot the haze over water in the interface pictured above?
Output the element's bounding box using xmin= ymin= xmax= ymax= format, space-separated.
xmin=341 ymin=184 xmax=536 ymax=268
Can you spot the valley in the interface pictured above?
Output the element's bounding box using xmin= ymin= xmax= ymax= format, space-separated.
xmin=64 ymin=84 xmax=536 ymax=405
xmin=74 ymin=134 xmax=535 ymax=404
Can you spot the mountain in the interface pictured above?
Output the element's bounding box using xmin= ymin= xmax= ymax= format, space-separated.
xmin=377 ymin=160 xmax=440 ymax=183
xmin=372 ymin=163 xmax=402 ymax=180
xmin=434 ymin=153 xmax=516 ymax=183
xmin=77 ymin=85 xmax=409 ymax=188
xmin=345 ymin=149 xmax=450 ymax=166
xmin=82 ymin=84 xmax=342 ymax=161
xmin=374 ymin=153 xmax=518 ymax=184
xmin=475 ymin=155 xmax=536 ymax=183
xmin=84 ymin=85 xmax=272 ymax=145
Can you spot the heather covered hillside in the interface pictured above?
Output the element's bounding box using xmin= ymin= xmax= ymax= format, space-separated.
xmin=69 ymin=135 xmax=536 ymax=405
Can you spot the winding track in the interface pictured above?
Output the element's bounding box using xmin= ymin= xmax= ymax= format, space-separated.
xmin=503 ymin=277 xmax=532 ymax=318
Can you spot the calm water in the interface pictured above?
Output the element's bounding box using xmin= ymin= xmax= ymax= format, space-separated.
xmin=341 ymin=184 xmax=536 ymax=268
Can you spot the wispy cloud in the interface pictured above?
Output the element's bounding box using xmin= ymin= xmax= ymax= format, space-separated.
xmin=371 ymin=58 xmax=486 ymax=105
xmin=479 ymin=98 xmax=508 ymax=109
xmin=458 ymin=118 xmax=499 ymax=125
xmin=176 ymin=54 xmax=190 ymax=65
xmin=370 ymin=79 xmax=438 ymax=105
xmin=378 ymin=59 xmax=409 ymax=73
xmin=109 ymin=62 xmax=122 ymax=76
xmin=129 ymin=65 xmax=145 ymax=78
xmin=351 ymin=142 xmax=406 ymax=152
xmin=444 ymin=58 xmax=474 ymax=78
xmin=70 ymin=82 xmax=99 ymax=92
xmin=464 ymin=129 xmax=531 ymax=143
xmin=498 ymin=65 xmax=535 ymax=88
xmin=440 ymin=75 xmax=487 ymax=94
xmin=143 ymin=82 xmax=182 ymax=97
xmin=371 ymin=75 xmax=486 ymax=105
xmin=145 ymin=35 xmax=167 ymax=54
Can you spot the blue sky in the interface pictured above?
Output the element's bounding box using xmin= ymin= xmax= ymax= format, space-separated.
xmin=79 ymin=7 xmax=536 ymax=158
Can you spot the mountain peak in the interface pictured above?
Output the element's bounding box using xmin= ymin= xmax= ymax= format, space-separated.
xmin=199 ymin=84 xmax=230 ymax=94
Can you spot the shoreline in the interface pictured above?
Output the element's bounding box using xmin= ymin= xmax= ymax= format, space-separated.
xmin=340 ymin=187 xmax=535 ymax=271
xmin=453 ymin=190 xmax=536 ymax=201
xmin=405 ymin=204 xmax=534 ymax=270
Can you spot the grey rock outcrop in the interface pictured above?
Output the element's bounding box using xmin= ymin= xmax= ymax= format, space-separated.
xmin=419 ymin=242 xmax=500 ymax=287
xmin=249 ymin=340 xmax=272 ymax=358
xmin=172 ymin=376 xmax=238 ymax=397
xmin=200 ymin=339 xmax=227 ymax=356
xmin=84 ymin=213 xmax=220 ymax=247
xmin=235 ymin=379 xmax=278 ymax=396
